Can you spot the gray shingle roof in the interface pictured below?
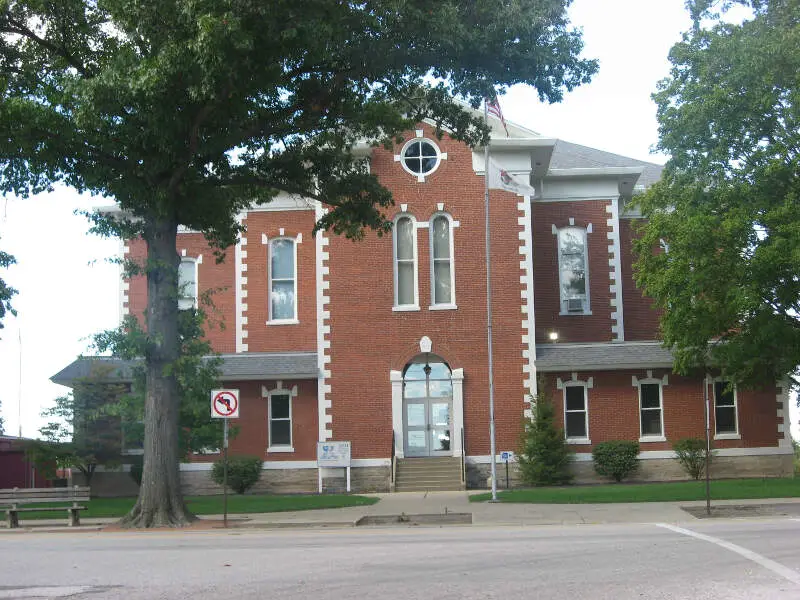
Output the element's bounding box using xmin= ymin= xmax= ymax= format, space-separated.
xmin=535 ymin=342 xmax=674 ymax=372
xmin=549 ymin=140 xmax=664 ymax=188
xmin=51 ymin=352 xmax=319 ymax=387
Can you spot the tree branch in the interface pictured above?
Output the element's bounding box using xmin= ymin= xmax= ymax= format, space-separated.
xmin=1 ymin=17 xmax=93 ymax=78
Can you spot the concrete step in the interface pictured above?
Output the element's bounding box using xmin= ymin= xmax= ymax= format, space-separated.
xmin=394 ymin=482 xmax=465 ymax=492
xmin=395 ymin=477 xmax=462 ymax=486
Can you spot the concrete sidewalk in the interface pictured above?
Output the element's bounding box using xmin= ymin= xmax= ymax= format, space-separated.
xmin=4 ymin=492 xmax=800 ymax=532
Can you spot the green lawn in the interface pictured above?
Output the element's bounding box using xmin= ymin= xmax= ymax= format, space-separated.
xmin=470 ymin=478 xmax=800 ymax=504
xmin=6 ymin=494 xmax=379 ymax=520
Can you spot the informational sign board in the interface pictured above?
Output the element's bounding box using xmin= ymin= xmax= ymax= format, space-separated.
xmin=500 ymin=451 xmax=515 ymax=462
xmin=317 ymin=441 xmax=351 ymax=467
xmin=211 ymin=389 xmax=240 ymax=419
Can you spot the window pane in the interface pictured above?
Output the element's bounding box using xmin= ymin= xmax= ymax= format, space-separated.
xmin=271 ymin=395 xmax=290 ymax=419
xmin=715 ymin=406 xmax=737 ymax=433
xmin=270 ymin=420 xmax=291 ymax=446
xmin=271 ymin=240 xmax=294 ymax=279
xmin=432 ymin=217 xmax=450 ymax=259
xmin=565 ymin=386 xmax=585 ymax=411
xmin=271 ymin=281 xmax=295 ymax=319
xmin=641 ymin=409 xmax=662 ymax=436
xmin=403 ymin=381 xmax=426 ymax=398
xmin=427 ymin=362 xmax=450 ymax=379
xmin=404 ymin=141 xmax=421 ymax=160
xmin=566 ymin=412 xmax=586 ymax=438
xmin=398 ymin=262 xmax=415 ymax=305
xmin=433 ymin=262 xmax=452 ymax=304
xmin=404 ymin=363 xmax=426 ymax=380
xmin=421 ymin=156 xmax=437 ymax=173
xmin=420 ymin=142 xmax=437 ymax=158
xmin=428 ymin=379 xmax=453 ymax=398
xmin=178 ymin=261 xmax=195 ymax=297
xmin=559 ymin=228 xmax=587 ymax=298
xmin=396 ymin=218 xmax=414 ymax=260
xmin=640 ymin=384 xmax=661 ymax=409
xmin=715 ymin=382 xmax=734 ymax=407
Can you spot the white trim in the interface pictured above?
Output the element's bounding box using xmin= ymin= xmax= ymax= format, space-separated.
xmin=268 ymin=236 xmax=298 ymax=323
xmin=779 ymin=379 xmax=792 ymax=448
xmin=390 ymin=370 xmax=404 ymax=458
xmin=519 ymin=197 xmax=537 ymax=408
xmin=429 ymin=212 xmax=456 ymax=307
xmin=428 ymin=303 xmax=457 ymax=311
xmin=393 ymin=214 xmax=419 ymax=309
xmin=633 ymin=375 xmax=666 ymax=439
xmin=235 ymin=213 xmax=246 ymax=352
xmin=569 ymin=446 xmax=793 ymax=462
xmin=555 ymin=225 xmax=591 ymax=315
xmin=267 ymin=389 xmax=293 ymax=450
xmin=395 ymin=137 xmax=446 ymax=182
xmin=606 ymin=198 xmax=625 ymax=341
xmin=451 ymin=368 xmax=465 ymax=458
xmin=314 ymin=202 xmax=332 ymax=442
xmin=712 ymin=378 xmax=739 ymax=437
xmin=562 ymin=380 xmax=590 ymax=441
xmin=118 ymin=239 xmax=129 ymax=320
xmin=178 ymin=257 xmax=199 ymax=310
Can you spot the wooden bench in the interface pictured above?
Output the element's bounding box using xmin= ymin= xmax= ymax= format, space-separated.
xmin=0 ymin=486 xmax=91 ymax=528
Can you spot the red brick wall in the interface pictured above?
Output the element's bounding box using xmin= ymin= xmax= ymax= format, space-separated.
xmin=242 ymin=210 xmax=318 ymax=353
xmin=326 ymin=124 xmax=527 ymax=459
xmin=532 ymin=200 xmax=613 ymax=343
xmin=543 ymin=372 xmax=781 ymax=452
xmin=125 ymin=235 xmax=236 ymax=353
xmin=619 ymin=219 xmax=661 ymax=341
xmin=191 ymin=379 xmax=319 ymax=462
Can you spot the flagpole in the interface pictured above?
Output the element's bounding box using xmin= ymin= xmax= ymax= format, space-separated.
xmin=484 ymin=100 xmax=498 ymax=502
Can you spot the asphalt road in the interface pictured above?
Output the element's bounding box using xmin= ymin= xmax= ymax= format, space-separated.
xmin=3 ymin=519 xmax=800 ymax=599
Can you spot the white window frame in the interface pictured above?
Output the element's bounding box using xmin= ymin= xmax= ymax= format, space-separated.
xmin=267 ymin=391 xmax=294 ymax=452
xmin=635 ymin=377 xmax=666 ymax=442
xmin=556 ymin=226 xmax=591 ymax=315
xmin=713 ymin=379 xmax=740 ymax=440
xmin=429 ymin=212 xmax=456 ymax=310
xmin=562 ymin=383 xmax=590 ymax=444
xmin=178 ymin=258 xmax=198 ymax=310
xmin=268 ymin=237 xmax=298 ymax=324
xmin=393 ymin=213 xmax=419 ymax=311
xmin=394 ymin=133 xmax=447 ymax=183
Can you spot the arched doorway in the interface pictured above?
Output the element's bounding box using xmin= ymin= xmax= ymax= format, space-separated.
xmin=402 ymin=354 xmax=453 ymax=457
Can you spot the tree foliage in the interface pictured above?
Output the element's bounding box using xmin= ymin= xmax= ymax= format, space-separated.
xmin=634 ymin=0 xmax=800 ymax=390
xmin=0 ymin=242 xmax=16 ymax=333
xmin=0 ymin=398 xmax=4 ymax=435
xmin=0 ymin=0 xmax=596 ymax=526
xmin=28 ymin=368 xmax=128 ymax=486
xmin=518 ymin=388 xmax=573 ymax=486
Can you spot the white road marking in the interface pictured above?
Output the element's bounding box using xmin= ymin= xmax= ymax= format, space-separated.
xmin=656 ymin=523 xmax=800 ymax=585
xmin=0 ymin=587 xmax=93 ymax=598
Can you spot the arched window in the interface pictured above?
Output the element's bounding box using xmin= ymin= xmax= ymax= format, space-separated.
xmin=269 ymin=238 xmax=297 ymax=322
xmin=393 ymin=215 xmax=418 ymax=309
xmin=430 ymin=214 xmax=455 ymax=307
xmin=557 ymin=227 xmax=590 ymax=314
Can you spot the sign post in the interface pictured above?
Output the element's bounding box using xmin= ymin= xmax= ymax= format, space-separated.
xmin=500 ymin=451 xmax=514 ymax=489
xmin=211 ymin=389 xmax=240 ymax=528
xmin=316 ymin=441 xmax=351 ymax=493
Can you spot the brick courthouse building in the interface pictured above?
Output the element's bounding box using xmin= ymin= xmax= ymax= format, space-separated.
xmin=54 ymin=115 xmax=793 ymax=493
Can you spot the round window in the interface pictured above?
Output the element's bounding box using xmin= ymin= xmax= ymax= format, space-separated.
xmin=401 ymin=139 xmax=441 ymax=177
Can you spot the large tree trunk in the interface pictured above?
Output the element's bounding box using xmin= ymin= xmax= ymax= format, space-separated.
xmin=120 ymin=216 xmax=194 ymax=528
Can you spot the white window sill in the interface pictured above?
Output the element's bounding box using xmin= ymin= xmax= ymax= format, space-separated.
xmin=639 ymin=435 xmax=666 ymax=443
xmin=393 ymin=305 xmax=420 ymax=312
xmin=559 ymin=311 xmax=593 ymax=316
xmin=267 ymin=319 xmax=299 ymax=326
xmin=429 ymin=303 xmax=457 ymax=311
xmin=267 ymin=446 xmax=295 ymax=453
xmin=714 ymin=433 xmax=741 ymax=440
xmin=566 ymin=438 xmax=591 ymax=445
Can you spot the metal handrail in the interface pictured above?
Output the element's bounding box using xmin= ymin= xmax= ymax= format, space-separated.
xmin=460 ymin=427 xmax=466 ymax=484
xmin=391 ymin=430 xmax=397 ymax=486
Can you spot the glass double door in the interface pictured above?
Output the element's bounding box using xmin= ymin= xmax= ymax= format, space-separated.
xmin=404 ymin=397 xmax=452 ymax=457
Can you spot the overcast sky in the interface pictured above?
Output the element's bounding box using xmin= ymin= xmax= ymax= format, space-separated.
xmin=1 ymin=0 xmax=795 ymax=440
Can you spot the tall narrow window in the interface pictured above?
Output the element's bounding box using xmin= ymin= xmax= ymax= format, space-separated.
xmin=394 ymin=216 xmax=417 ymax=308
xmin=714 ymin=381 xmax=738 ymax=435
xmin=558 ymin=227 xmax=589 ymax=314
xmin=639 ymin=382 xmax=664 ymax=438
xmin=564 ymin=385 xmax=588 ymax=440
xmin=270 ymin=239 xmax=296 ymax=321
xmin=178 ymin=259 xmax=197 ymax=310
xmin=269 ymin=393 xmax=292 ymax=449
xmin=431 ymin=215 xmax=454 ymax=306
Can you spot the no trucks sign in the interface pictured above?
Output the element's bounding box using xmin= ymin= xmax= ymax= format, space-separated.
xmin=211 ymin=389 xmax=240 ymax=419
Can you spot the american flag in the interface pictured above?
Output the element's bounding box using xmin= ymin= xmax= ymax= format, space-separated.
xmin=486 ymin=97 xmax=509 ymax=136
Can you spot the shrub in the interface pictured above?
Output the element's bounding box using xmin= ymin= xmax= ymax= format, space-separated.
xmin=211 ymin=455 xmax=263 ymax=494
xmin=518 ymin=388 xmax=573 ymax=486
xmin=592 ymin=441 xmax=640 ymax=482
xmin=673 ymin=438 xmax=712 ymax=480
